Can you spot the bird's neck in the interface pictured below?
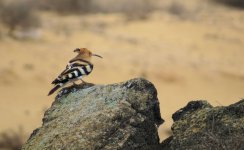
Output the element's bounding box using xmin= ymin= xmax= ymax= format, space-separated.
xmin=70 ymin=54 xmax=92 ymax=64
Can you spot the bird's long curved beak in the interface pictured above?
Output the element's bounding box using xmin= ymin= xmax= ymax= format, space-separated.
xmin=74 ymin=49 xmax=80 ymax=52
xmin=92 ymin=54 xmax=103 ymax=58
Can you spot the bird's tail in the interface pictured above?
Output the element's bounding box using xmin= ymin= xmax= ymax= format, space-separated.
xmin=48 ymin=84 xmax=62 ymax=96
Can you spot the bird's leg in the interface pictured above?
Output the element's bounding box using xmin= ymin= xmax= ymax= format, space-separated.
xmin=72 ymin=82 xmax=78 ymax=86
xmin=80 ymin=79 xmax=87 ymax=84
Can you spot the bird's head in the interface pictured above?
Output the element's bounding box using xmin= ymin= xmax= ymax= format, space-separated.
xmin=74 ymin=48 xmax=103 ymax=59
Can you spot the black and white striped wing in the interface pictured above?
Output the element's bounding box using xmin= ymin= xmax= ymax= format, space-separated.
xmin=51 ymin=64 xmax=93 ymax=85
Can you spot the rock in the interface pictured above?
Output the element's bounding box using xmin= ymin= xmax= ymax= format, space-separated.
xmin=161 ymin=100 xmax=244 ymax=150
xmin=22 ymin=78 xmax=163 ymax=150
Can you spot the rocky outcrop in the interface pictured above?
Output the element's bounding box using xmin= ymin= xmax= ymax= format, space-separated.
xmin=22 ymin=77 xmax=244 ymax=150
xmin=161 ymin=100 xmax=244 ymax=149
xmin=22 ymin=78 xmax=163 ymax=150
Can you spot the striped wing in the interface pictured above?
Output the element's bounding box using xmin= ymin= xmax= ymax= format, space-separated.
xmin=51 ymin=64 xmax=93 ymax=85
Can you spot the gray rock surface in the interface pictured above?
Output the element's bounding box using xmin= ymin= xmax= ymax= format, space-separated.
xmin=161 ymin=100 xmax=244 ymax=150
xmin=22 ymin=78 xmax=163 ymax=150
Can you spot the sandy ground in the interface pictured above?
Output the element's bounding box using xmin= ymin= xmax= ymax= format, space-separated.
xmin=0 ymin=1 xmax=244 ymax=142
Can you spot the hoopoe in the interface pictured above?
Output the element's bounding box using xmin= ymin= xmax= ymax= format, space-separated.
xmin=48 ymin=48 xmax=102 ymax=96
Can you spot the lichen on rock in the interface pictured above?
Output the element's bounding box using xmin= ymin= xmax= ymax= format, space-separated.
xmin=22 ymin=78 xmax=163 ymax=150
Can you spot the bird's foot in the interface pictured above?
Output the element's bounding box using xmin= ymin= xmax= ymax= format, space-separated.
xmin=79 ymin=79 xmax=95 ymax=87
xmin=72 ymin=82 xmax=79 ymax=87
xmin=80 ymin=79 xmax=87 ymax=84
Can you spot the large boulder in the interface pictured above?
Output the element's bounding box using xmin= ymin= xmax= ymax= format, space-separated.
xmin=22 ymin=78 xmax=163 ymax=150
xmin=161 ymin=100 xmax=244 ymax=149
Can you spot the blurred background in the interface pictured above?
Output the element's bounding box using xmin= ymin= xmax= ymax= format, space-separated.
xmin=0 ymin=0 xmax=244 ymax=149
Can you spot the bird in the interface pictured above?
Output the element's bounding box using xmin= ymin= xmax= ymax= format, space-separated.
xmin=48 ymin=48 xmax=102 ymax=96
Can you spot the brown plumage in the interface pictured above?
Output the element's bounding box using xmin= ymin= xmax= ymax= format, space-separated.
xmin=48 ymin=48 xmax=102 ymax=96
